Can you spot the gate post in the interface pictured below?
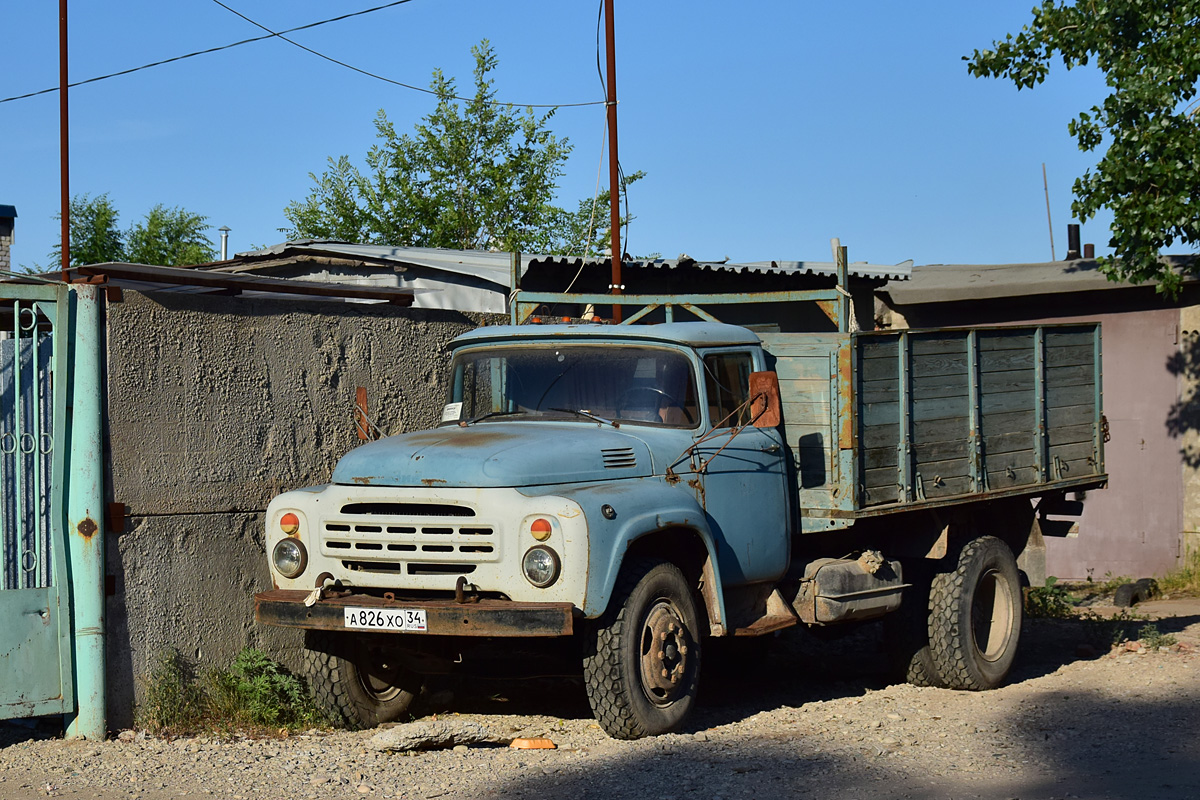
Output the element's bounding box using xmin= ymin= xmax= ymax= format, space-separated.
xmin=64 ymin=284 xmax=105 ymax=739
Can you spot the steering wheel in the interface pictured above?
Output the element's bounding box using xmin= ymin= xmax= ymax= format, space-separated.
xmin=615 ymin=386 xmax=694 ymax=424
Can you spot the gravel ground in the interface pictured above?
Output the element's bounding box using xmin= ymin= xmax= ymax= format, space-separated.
xmin=2 ymin=601 xmax=1199 ymax=800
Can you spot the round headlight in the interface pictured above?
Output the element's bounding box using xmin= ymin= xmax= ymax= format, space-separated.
xmin=522 ymin=546 xmax=560 ymax=588
xmin=272 ymin=538 xmax=307 ymax=579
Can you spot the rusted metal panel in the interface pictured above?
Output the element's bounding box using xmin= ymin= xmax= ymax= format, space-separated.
xmin=254 ymin=590 xmax=575 ymax=637
xmin=837 ymin=342 xmax=853 ymax=449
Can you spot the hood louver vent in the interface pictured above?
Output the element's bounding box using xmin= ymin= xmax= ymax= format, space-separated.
xmin=601 ymin=447 xmax=638 ymax=469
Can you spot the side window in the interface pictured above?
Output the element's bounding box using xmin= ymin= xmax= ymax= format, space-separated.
xmin=703 ymin=352 xmax=753 ymax=428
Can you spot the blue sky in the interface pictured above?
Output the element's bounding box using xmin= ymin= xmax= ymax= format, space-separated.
xmin=2 ymin=1 xmax=1119 ymax=271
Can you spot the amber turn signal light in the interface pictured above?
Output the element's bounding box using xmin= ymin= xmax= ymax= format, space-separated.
xmin=280 ymin=512 xmax=300 ymax=535
xmin=530 ymin=518 xmax=552 ymax=541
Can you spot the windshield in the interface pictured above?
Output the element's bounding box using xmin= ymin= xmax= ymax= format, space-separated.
xmin=442 ymin=345 xmax=699 ymax=428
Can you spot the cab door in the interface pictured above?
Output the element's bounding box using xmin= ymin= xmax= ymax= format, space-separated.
xmin=692 ymin=349 xmax=790 ymax=585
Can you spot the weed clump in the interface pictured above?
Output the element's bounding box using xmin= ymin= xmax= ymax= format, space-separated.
xmin=209 ymin=648 xmax=326 ymax=730
xmin=136 ymin=650 xmax=206 ymax=736
xmin=1025 ymin=576 xmax=1077 ymax=618
xmin=1138 ymin=623 xmax=1178 ymax=650
xmin=135 ymin=647 xmax=327 ymax=736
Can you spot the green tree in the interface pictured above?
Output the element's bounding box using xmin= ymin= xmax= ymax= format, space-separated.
xmin=967 ymin=1 xmax=1200 ymax=295
xmin=285 ymin=40 xmax=572 ymax=252
xmin=50 ymin=196 xmax=216 ymax=269
xmin=50 ymin=193 xmax=124 ymax=268
xmin=127 ymin=204 xmax=216 ymax=266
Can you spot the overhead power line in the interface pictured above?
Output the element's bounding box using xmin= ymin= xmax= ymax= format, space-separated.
xmin=2 ymin=0 xmax=606 ymax=109
xmin=2 ymin=1 xmax=417 ymax=104
xmin=208 ymin=0 xmax=609 ymax=107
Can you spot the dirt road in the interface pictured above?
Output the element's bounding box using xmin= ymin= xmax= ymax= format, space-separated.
xmin=2 ymin=603 xmax=1198 ymax=800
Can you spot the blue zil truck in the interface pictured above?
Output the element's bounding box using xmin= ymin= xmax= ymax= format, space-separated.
xmin=255 ymin=279 xmax=1107 ymax=739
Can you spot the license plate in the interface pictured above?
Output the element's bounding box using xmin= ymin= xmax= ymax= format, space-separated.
xmin=343 ymin=607 xmax=427 ymax=632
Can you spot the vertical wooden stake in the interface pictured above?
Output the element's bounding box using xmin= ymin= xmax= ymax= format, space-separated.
xmin=355 ymin=387 xmax=369 ymax=440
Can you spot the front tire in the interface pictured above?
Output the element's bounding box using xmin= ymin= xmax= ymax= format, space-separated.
xmin=303 ymin=633 xmax=423 ymax=729
xmin=929 ymin=536 xmax=1022 ymax=690
xmin=583 ymin=558 xmax=702 ymax=739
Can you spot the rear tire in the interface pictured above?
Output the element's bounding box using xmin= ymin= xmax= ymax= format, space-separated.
xmin=884 ymin=563 xmax=943 ymax=688
xmin=929 ymin=536 xmax=1022 ymax=690
xmin=303 ymin=633 xmax=423 ymax=729
xmin=582 ymin=558 xmax=702 ymax=739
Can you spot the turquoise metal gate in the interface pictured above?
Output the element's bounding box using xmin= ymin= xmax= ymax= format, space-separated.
xmin=0 ymin=283 xmax=104 ymax=738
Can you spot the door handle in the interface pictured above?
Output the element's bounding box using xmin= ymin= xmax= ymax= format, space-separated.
xmin=759 ymin=443 xmax=781 ymax=454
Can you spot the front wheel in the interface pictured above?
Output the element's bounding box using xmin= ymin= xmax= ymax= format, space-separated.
xmin=929 ymin=535 xmax=1022 ymax=690
xmin=583 ymin=558 xmax=702 ymax=739
xmin=303 ymin=633 xmax=424 ymax=729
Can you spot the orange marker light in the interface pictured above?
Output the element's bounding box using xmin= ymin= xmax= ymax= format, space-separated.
xmin=280 ymin=512 xmax=300 ymax=535
xmin=530 ymin=518 xmax=553 ymax=541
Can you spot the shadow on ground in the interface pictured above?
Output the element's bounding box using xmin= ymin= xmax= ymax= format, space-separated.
xmin=486 ymin=687 xmax=1200 ymax=800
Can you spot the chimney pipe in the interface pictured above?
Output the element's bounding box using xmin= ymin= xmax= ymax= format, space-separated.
xmin=1066 ymin=224 xmax=1081 ymax=260
xmin=1083 ymin=243 xmax=1095 ymax=259
xmin=218 ymin=226 xmax=231 ymax=261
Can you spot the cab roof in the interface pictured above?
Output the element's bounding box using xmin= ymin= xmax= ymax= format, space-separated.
xmin=450 ymin=322 xmax=762 ymax=349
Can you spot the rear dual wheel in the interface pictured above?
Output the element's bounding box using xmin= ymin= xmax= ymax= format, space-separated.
xmin=928 ymin=535 xmax=1022 ymax=690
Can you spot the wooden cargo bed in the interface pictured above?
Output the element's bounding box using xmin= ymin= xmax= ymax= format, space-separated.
xmin=761 ymin=324 xmax=1107 ymax=532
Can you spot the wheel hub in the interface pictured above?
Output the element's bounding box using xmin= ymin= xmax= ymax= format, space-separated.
xmin=639 ymin=601 xmax=692 ymax=705
xmin=971 ymin=568 xmax=1014 ymax=662
xmin=358 ymin=654 xmax=406 ymax=702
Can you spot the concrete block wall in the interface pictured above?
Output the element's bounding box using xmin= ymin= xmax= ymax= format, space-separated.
xmin=102 ymin=290 xmax=492 ymax=728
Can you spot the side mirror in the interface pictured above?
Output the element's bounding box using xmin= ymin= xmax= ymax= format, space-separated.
xmin=749 ymin=371 xmax=782 ymax=428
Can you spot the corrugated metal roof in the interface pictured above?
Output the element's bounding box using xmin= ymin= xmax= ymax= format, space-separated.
xmin=454 ymin=321 xmax=762 ymax=348
xmin=527 ymin=254 xmax=912 ymax=281
xmin=883 ymin=256 xmax=1196 ymax=305
xmin=230 ymin=241 xmax=516 ymax=286
xmin=231 ymin=240 xmax=913 ymax=283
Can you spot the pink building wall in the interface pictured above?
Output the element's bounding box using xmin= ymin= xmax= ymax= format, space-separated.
xmin=889 ymin=294 xmax=1187 ymax=581
xmin=1041 ymin=307 xmax=1182 ymax=580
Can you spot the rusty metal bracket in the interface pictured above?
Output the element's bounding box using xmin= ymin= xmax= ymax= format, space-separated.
xmin=454 ymin=576 xmax=480 ymax=604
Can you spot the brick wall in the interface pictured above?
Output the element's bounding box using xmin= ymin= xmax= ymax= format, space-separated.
xmin=0 ymin=217 xmax=12 ymax=273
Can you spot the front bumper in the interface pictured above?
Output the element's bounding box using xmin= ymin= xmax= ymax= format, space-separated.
xmin=254 ymin=590 xmax=575 ymax=637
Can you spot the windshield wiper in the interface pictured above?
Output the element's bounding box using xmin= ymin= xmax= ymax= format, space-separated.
xmin=547 ymin=408 xmax=619 ymax=428
xmin=458 ymin=410 xmax=527 ymax=427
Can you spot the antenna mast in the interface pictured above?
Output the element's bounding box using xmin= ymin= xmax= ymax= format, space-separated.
xmin=604 ymin=0 xmax=622 ymax=321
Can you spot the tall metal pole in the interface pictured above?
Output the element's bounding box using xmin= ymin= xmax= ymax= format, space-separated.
xmin=604 ymin=0 xmax=622 ymax=322
xmin=59 ymin=0 xmax=70 ymax=281
xmin=1042 ymin=163 xmax=1056 ymax=262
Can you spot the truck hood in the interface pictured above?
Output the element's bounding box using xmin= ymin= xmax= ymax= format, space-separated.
xmin=331 ymin=422 xmax=655 ymax=488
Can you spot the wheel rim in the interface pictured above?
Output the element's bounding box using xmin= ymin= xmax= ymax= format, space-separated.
xmin=638 ymin=600 xmax=693 ymax=707
xmin=971 ymin=567 xmax=1014 ymax=662
xmin=356 ymin=658 xmax=406 ymax=703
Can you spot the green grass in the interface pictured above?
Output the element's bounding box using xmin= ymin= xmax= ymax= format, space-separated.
xmin=135 ymin=647 xmax=328 ymax=737
xmin=1159 ymin=547 xmax=1200 ymax=597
